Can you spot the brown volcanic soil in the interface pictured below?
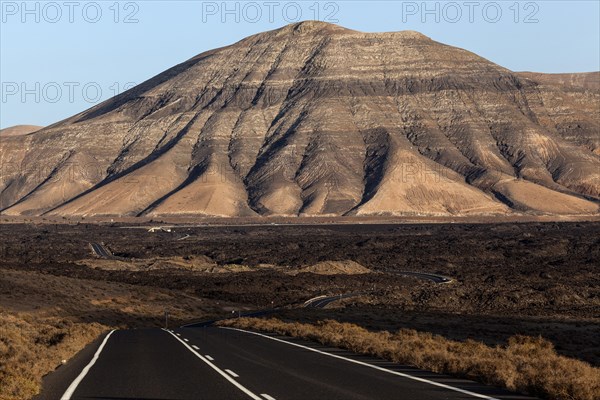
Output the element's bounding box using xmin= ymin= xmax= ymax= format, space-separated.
xmin=1 ymin=222 xmax=599 ymax=367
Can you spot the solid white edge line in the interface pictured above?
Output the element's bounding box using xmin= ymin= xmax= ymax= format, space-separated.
xmin=261 ymin=394 xmax=277 ymax=400
xmin=60 ymin=330 xmax=116 ymax=400
xmin=220 ymin=327 xmax=500 ymax=400
xmin=162 ymin=329 xmax=262 ymax=400
xmin=225 ymin=369 xmax=240 ymax=378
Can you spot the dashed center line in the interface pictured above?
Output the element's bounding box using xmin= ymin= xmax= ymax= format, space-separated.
xmin=163 ymin=329 xmax=262 ymax=399
xmin=205 ymin=355 xmax=214 ymax=361
xmin=192 ymin=345 xmax=200 ymax=350
xmin=225 ymin=369 xmax=239 ymax=378
xmin=184 ymin=338 xmax=189 ymax=342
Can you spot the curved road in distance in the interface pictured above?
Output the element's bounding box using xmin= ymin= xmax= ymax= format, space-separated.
xmin=303 ymin=271 xmax=452 ymax=309
xmin=87 ymin=241 xmax=451 ymax=284
xmin=89 ymin=243 xmax=113 ymax=259
xmin=303 ymin=293 xmax=364 ymax=308
xmin=393 ymin=271 xmax=452 ymax=284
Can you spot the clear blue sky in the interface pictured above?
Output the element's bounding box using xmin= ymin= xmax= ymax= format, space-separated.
xmin=1 ymin=0 xmax=599 ymax=129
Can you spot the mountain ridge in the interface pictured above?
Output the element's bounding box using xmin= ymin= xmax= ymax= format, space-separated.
xmin=1 ymin=21 xmax=598 ymax=217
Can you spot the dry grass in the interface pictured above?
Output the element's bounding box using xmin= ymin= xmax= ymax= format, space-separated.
xmin=0 ymin=268 xmax=234 ymax=400
xmin=0 ymin=313 xmax=106 ymax=400
xmin=219 ymin=318 xmax=600 ymax=400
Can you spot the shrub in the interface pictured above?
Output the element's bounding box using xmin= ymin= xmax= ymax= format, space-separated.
xmin=219 ymin=318 xmax=600 ymax=400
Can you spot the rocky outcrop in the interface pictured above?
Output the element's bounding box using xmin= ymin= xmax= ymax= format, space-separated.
xmin=1 ymin=22 xmax=598 ymax=217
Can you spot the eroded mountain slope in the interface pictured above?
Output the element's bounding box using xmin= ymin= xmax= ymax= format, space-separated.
xmin=1 ymin=22 xmax=598 ymax=217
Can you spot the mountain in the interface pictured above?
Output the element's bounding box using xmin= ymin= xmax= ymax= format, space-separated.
xmin=517 ymin=71 xmax=599 ymax=91
xmin=1 ymin=21 xmax=598 ymax=217
xmin=0 ymin=125 xmax=42 ymax=137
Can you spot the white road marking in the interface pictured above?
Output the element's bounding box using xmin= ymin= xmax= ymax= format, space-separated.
xmin=176 ymin=333 xmax=181 ymax=336
xmin=184 ymin=338 xmax=189 ymax=342
xmin=221 ymin=327 xmax=500 ymax=400
xmin=303 ymin=295 xmax=327 ymax=307
xmin=162 ymin=329 xmax=263 ymax=400
xmin=60 ymin=330 xmax=116 ymax=400
xmin=205 ymin=355 xmax=214 ymax=360
xmin=225 ymin=369 xmax=239 ymax=378
xmin=261 ymin=394 xmax=277 ymax=400
xmin=192 ymin=345 xmax=200 ymax=350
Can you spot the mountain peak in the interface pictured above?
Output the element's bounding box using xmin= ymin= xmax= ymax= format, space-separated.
xmin=273 ymin=21 xmax=430 ymax=40
xmin=283 ymin=20 xmax=353 ymax=34
xmin=392 ymin=30 xmax=431 ymax=40
xmin=247 ymin=20 xmax=355 ymax=42
xmin=1 ymin=24 xmax=598 ymax=218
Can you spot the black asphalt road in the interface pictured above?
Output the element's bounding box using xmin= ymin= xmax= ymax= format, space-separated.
xmin=303 ymin=271 xmax=452 ymax=309
xmin=90 ymin=242 xmax=113 ymax=259
xmin=40 ymin=329 xmax=249 ymax=400
xmin=393 ymin=271 xmax=452 ymax=283
xmin=304 ymin=293 xmax=363 ymax=308
xmin=181 ymin=273 xmax=450 ymax=327
xmin=40 ymin=327 xmax=537 ymax=400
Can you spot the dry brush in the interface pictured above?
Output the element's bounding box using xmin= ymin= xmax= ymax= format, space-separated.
xmin=218 ymin=318 xmax=600 ymax=400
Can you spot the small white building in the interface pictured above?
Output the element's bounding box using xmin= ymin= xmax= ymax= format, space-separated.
xmin=148 ymin=227 xmax=172 ymax=233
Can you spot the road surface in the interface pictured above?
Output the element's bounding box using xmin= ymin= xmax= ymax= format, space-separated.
xmin=38 ymin=327 xmax=536 ymax=400
xmin=89 ymin=242 xmax=113 ymax=259
xmin=187 ymin=273 xmax=452 ymax=327
xmin=303 ymin=293 xmax=364 ymax=308
xmin=303 ymin=271 xmax=452 ymax=309
xmin=393 ymin=271 xmax=452 ymax=283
